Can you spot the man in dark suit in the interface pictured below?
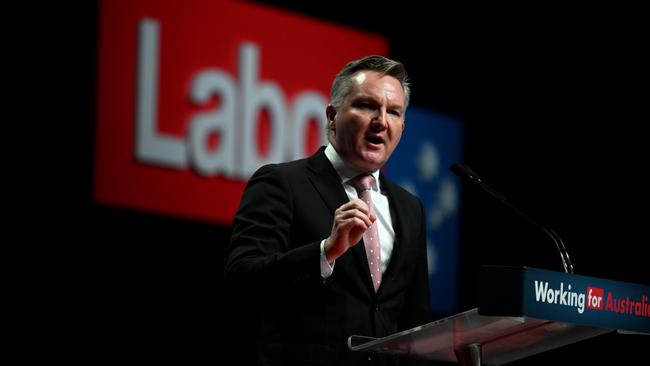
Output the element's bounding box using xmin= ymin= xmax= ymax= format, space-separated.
xmin=225 ymin=55 xmax=433 ymax=365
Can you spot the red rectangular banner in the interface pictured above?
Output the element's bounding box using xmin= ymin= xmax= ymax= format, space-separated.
xmin=94 ymin=0 xmax=387 ymax=223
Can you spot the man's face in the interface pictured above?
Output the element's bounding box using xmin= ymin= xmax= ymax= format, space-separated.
xmin=327 ymin=71 xmax=405 ymax=173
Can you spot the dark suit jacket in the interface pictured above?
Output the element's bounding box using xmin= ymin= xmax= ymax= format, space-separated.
xmin=225 ymin=147 xmax=433 ymax=366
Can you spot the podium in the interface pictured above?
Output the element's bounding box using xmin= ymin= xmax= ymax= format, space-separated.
xmin=349 ymin=266 xmax=649 ymax=365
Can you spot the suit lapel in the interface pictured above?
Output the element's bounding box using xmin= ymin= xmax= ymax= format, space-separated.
xmin=306 ymin=148 xmax=375 ymax=294
xmin=306 ymin=148 xmax=348 ymax=214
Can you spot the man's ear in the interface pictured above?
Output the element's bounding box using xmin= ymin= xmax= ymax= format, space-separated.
xmin=326 ymin=104 xmax=337 ymax=131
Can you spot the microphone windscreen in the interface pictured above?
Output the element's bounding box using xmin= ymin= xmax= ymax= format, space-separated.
xmin=450 ymin=163 xmax=468 ymax=177
xmin=450 ymin=163 xmax=478 ymax=180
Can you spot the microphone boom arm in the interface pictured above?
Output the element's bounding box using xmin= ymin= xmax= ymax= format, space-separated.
xmin=451 ymin=163 xmax=574 ymax=274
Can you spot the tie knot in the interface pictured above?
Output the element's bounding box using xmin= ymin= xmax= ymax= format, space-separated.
xmin=350 ymin=174 xmax=375 ymax=194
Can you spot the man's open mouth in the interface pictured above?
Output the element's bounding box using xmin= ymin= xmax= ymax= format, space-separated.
xmin=365 ymin=136 xmax=384 ymax=144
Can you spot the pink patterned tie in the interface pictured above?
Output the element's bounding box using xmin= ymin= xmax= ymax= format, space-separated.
xmin=350 ymin=174 xmax=382 ymax=292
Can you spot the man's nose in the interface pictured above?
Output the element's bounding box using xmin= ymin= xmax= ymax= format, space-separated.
xmin=371 ymin=110 xmax=388 ymax=130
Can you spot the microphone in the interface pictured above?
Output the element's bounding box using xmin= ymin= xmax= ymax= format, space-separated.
xmin=451 ymin=163 xmax=574 ymax=274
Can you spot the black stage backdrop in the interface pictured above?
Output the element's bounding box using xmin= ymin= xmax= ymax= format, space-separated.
xmin=66 ymin=2 xmax=647 ymax=364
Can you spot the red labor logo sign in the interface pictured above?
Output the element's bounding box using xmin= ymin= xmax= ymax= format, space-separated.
xmin=94 ymin=0 xmax=387 ymax=223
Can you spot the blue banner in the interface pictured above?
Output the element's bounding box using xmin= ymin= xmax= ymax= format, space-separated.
xmin=387 ymin=106 xmax=463 ymax=315
xmin=480 ymin=266 xmax=650 ymax=333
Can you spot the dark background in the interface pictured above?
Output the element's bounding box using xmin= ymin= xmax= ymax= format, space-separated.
xmin=67 ymin=1 xmax=647 ymax=364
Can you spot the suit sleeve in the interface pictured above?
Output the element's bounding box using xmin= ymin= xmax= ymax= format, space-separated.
xmin=224 ymin=164 xmax=323 ymax=290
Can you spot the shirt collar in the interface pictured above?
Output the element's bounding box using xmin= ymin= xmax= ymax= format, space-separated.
xmin=324 ymin=144 xmax=380 ymax=192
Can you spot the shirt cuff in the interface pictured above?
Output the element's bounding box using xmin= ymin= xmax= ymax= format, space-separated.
xmin=320 ymin=239 xmax=334 ymax=278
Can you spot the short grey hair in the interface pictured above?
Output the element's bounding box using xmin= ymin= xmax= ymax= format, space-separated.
xmin=329 ymin=55 xmax=410 ymax=109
